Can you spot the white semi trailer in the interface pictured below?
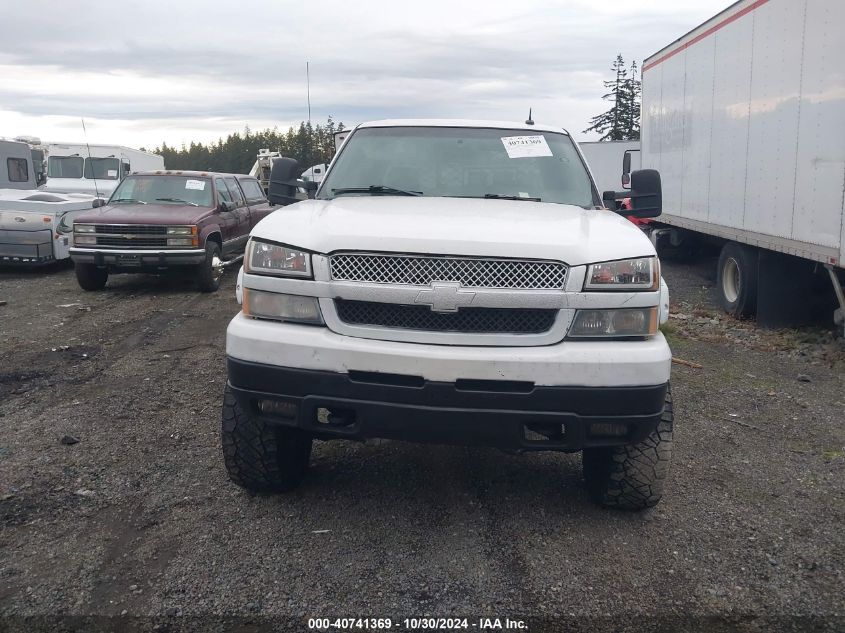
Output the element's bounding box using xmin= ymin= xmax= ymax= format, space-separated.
xmin=578 ymin=140 xmax=640 ymax=195
xmin=637 ymin=0 xmax=845 ymax=329
xmin=41 ymin=143 xmax=164 ymax=196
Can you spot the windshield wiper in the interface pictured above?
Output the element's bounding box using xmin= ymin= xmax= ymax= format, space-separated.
xmin=110 ymin=198 xmax=148 ymax=205
xmin=483 ymin=193 xmax=542 ymax=202
xmin=156 ymin=198 xmax=198 ymax=206
xmin=331 ymin=185 xmax=422 ymax=197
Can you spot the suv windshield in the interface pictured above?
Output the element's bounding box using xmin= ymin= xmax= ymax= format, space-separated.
xmin=84 ymin=157 xmax=120 ymax=180
xmin=319 ymin=126 xmax=597 ymax=207
xmin=109 ymin=175 xmax=213 ymax=207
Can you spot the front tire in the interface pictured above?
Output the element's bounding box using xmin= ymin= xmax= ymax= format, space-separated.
xmin=221 ymin=384 xmax=312 ymax=492
xmin=582 ymin=386 xmax=674 ymax=510
xmin=75 ymin=263 xmax=108 ymax=291
xmin=196 ymin=241 xmax=222 ymax=293
xmin=717 ymin=242 xmax=758 ymax=318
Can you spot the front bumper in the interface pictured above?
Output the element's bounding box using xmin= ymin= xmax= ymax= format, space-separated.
xmin=227 ymin=358 xmax=668 ymax=451
xmin=0 ymin=229 xmax=55 ymax=265
xmin=69 ymin=247 xmax=206 ymax=268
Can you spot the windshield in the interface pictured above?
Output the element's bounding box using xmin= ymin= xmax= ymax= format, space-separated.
xmin=48 ymin=156 xmax=83 ymax=178
xmin=319 ymin=126 xmax=597 ymax=207
xmin=84 ymin=157 xmax=120 ymax=180
xmin=109 ymin=175 xmax=213 ymax=207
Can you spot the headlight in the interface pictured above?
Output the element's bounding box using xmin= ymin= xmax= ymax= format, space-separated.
xmin=167 ymin=226 xmax=196 ymax=235
xmin=74 ymin=224 xmax=95 ymax=233
xmin=73 ymin=235 xmax=97 ymax=245
xmin=243 ymin=289 xmax=323 ymax=324
xmin=568 ymin=307 xmax=658 ymax=338
xmin=585 ymin=257 xmax=659 ymax=291
xmin=245 ymin=240 xmax=312 ymax=278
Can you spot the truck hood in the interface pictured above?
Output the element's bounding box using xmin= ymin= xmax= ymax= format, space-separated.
xmin=252 ymin=196 xmax=655 ymax=265
xmin=72 ymin=204 xmax=214 ymax=225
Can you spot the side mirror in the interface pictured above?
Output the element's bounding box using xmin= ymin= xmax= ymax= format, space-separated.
xmin=268 ymin=157 xmax=302 ymax=206
xmin=123 ymin=162 xmax=130 ymax=176
xmin=218 ymin=200 xmax=231 ymax=212
xmin=604 ymin=169 xmax=662 ymax=218
xmin=303 ymin=180 xmax=318 ymax=193
xmin=622 ymin=151 xmax=633 ymax=190
xmin=628 ymin=169 xmax=662 ymax=218
xmin=601 ymin=190 xmax=618 ymax=212
xmin=92 ymin=198 xmax=105 ymax=208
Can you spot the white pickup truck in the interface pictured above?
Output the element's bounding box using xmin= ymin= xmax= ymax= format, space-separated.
xmin=222 ymin=119 xmax=672 ymax=510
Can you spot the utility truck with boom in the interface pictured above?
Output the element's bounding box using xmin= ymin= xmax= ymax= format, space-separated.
xmin=222 ymin=119 xmax=673 ymax=510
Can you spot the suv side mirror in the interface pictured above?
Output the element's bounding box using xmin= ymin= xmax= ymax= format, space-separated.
xmin=268 ymin=157 xmax=302 ymax=206
xmin=92 ymin=198 xmax=105 ymax=208
xmin=123 ymin=162 xmax=130 ymax=176
xmin=605 ymin=169 xmax=662 ymax=218
xmin=218 ymin=200 xmax=231 ymax=212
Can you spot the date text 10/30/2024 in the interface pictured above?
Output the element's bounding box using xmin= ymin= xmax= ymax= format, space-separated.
xmin=308 ymin=618 xmax=528 ymax=630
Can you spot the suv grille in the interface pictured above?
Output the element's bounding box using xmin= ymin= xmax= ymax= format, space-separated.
xmin=335 ymin=300 xmax=556 ymax=334
xmin=92 ymin=225 xmax=168 ymax=248
xmin=329 ymin=253 xmax=567 ymax=289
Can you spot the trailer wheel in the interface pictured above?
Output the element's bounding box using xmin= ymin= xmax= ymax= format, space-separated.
xmin=75 ymin=263 xmax=108 ymax=291
xmin=582 ymin=385 xmax=673 ymax=511
xmin=221 ymin=384 xmax=312 ymax=492
xmin=718 ymin=242 xmax=758 ymax=318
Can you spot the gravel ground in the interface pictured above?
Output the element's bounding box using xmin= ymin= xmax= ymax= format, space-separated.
xmin=0 ymin=258 xmax=843 ymax=633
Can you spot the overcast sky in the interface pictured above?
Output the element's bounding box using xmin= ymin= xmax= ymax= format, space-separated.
xmin=0 ymin=0 xmax=728 ymax=150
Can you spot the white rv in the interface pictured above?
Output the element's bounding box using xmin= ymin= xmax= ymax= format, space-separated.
xmin=0 ymin=139 xmax=97 ymax=265
xmin=41 ymin=143 xmax=164 ymax=196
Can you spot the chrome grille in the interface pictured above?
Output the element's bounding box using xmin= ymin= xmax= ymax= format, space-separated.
xmin=335 ymin=300 xmax=556 ymax=334
xmin=86 ymin=225 xmax=172 ymax=248
xmin=94 ymin=225 xmax=167 ymax=235
xmin=329 ymin=253 xmax=566 ymax=289
xmin=95 ymin=236 xmax=167 ymax=248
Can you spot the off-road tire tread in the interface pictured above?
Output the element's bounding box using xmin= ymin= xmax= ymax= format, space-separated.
xmin=221 ymin=385 xmax=312 ymax=492
xmin=583 ymin=386 xmax=673 ymax=510
xmin=75 ymin=263 xmax=108 ymax=291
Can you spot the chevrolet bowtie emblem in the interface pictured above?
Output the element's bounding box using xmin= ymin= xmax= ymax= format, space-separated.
xmin=414 ymin=282 xmax=476 ymax=313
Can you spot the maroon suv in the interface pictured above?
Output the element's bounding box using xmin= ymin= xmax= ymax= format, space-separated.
xmin=69 ymin=171 xmax=278 ymax=292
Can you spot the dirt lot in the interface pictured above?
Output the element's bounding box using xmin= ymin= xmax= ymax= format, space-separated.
xmin=0 ymin=258 xmax=843 ymax=633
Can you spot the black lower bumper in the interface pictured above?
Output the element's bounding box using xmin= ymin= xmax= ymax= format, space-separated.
xmin=226 ymin=358 xmax=668 ymax=452
xmin=70 ymin=248 xmax=205 ymax=270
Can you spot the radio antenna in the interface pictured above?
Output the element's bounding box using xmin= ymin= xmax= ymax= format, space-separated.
xmin=306 ymin=61 xmax=313 ymax=170
xmin=525 ymin=108 xmax=534 ymax=126
xmin=81 ymin=118 xmax=101 ymax=200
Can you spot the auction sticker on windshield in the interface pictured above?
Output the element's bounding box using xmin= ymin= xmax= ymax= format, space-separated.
xmin=185 ymin=179 xmax=206 ymax=190
xmin=501 ymin=135 xmax=553 ymax=158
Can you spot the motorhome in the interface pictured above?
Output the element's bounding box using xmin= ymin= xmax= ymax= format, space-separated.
xmin=41 ymin=143 xmax=164 ymax=196
xmin=0 ymin=139 xmax=97 ymax=265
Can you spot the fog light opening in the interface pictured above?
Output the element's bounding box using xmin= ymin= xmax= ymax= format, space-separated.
xmin=258 ymin=399 xmax=298 ymax=419
xmin=589 ymin=422 xmax=629 ymax=438
xmin=523 ymin=422 xmax=566 ymax=443
xmin=316 ymin=407 xmax=356 ymax=427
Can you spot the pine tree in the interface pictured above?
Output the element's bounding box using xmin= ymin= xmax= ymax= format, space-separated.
xmin=583 ymin=54 xmax=640 ymax=141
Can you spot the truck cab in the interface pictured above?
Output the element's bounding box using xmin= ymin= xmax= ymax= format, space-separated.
xmin=222 ymin=120 xmax=674 ymax=510
xmin=69 ymin=170 xmax=276 ymax=292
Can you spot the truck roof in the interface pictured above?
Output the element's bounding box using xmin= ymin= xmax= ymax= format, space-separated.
xmin=131 ymin=170 xmax=254 ymax=179
xmin=357 ymin=119 xmax=571 ymax=135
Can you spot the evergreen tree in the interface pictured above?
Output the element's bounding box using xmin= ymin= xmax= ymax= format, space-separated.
xmin=583 ymin=54 xmax=640 ymax=141
xmin=150 ymin=117 xmax=345 ymax=172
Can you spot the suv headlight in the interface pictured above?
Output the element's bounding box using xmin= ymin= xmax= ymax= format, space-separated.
xmin=585 ymin=257 xmax=659 ymax=291
xmin=245 ymin=239 xmax=312 ymax=278
xmin=74 ymin=224 xmax=96 ymax=233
